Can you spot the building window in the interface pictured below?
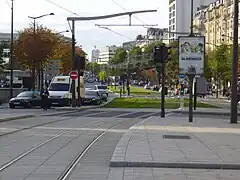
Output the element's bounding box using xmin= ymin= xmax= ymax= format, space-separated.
xmin=172 ymin=25 xmax=175 ymax=30
xmin=169 ymin=20 xmax=171 ymax=25
xmin=173 ymin=4 xmax=175 ymax=10
xmin=173 ymin=18 xmax=175 ymax=23
xmin=173 ymin=11 xmax=175 ymax=17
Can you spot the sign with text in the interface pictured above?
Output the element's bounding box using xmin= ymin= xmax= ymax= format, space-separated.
xmin=178 ymin=36 xmax=205 ymax=75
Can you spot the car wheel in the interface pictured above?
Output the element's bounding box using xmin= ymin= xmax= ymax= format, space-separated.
xmin=9 ymin=104 xmax=15 ymax=109
xmin=26 ymin=102 xmax=32 ymax=108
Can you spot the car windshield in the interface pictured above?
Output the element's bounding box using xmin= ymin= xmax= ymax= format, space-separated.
xmin=85 ymin=91 xmax=97 ymax=96
xmin=17 ymin=91 xmax=34 ymax=97
xmin=97 ymin=86 xmax=107 ymax=90
xmin=48 ymin=83 xmax=69 ymax=91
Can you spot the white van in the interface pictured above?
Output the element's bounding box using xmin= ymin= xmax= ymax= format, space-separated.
xmin=48 ymin=75 xmax=85 ymax=106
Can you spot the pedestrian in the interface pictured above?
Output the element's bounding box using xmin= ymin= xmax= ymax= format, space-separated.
xmin=41 ymin=86 xmax=49 ymax=110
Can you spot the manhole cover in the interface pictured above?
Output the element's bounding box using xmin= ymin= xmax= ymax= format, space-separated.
xmin=163 ymin=135 xmax=191 ymax=139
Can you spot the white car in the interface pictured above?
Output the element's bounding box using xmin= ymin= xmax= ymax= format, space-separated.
xmin=94 ymin=85 xmax=108 ymax=96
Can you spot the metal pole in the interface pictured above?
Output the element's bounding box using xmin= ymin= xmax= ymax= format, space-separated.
xmin=71 ymin=20 xmax=76 ymax=107
xmin=161 ymin=60 xmax=165 ymax=118
xmin=190 ymin=0 xmax=194 ymax=36
xmin=193 ymin=80 xmax=197 ymax=110
xmin=41 ymin=61 xmax=44 ymax=89
xmin=231 ymin=0 xmax=239 ymax=124
xmin=10 ymin=0 xmax=14 ymax=98
xmin=32 ymin=19 xmax=36 ymax=91
xmin=188 ymin=76 xmax=194 ymax=122
xmin=77 ymin=57 xmax=81 ymax=107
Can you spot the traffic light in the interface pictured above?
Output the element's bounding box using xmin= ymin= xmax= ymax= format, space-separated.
xmin=180 ymin=84 xmax=184 ymax=95
xmin=153 ymin=44 xmax=170 ymax=64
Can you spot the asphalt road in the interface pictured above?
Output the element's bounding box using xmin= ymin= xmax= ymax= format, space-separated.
xmin=0 ymin=109 xmax=143 ymax=180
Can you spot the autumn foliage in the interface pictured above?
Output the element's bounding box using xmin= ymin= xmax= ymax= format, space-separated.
xmin=13 ymin=25 xmax=87 ymax=74
xmin=13 ymin=25 xmax=60 ymax=71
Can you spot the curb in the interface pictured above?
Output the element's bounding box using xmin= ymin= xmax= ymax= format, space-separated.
xmin=0 ymin=114 xmax=35 ymax=123
xmin=171 ymin=110 xmax=238 ymax=116
xmin=109 ymin=161 xmax=240 ymax=170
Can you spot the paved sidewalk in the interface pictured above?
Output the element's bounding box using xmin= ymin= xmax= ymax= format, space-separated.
xmin=110 ymin=115 xmax=240 ymax=169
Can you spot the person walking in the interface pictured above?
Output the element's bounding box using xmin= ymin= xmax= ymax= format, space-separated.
xmin=41 ymin=86 xmax=49 ymax=110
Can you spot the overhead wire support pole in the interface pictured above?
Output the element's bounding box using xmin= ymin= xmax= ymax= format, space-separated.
xmin=67 ymin=9 xmax=157 ymax=107
xmin=231 ymin=0 xmax=239 ymax=124
xmin=71 ymin=20 xmax=76 ymax=107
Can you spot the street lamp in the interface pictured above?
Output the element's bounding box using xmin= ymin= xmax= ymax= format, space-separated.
xmin=28 ymin=13 xmax=54 ymax=91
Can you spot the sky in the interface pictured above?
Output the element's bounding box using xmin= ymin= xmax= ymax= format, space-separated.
xmin=0 ymin=0 xmax=169 ymax=58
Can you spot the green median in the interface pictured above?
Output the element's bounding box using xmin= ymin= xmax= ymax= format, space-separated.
xmin=108 ymin=86 xmax=159 ymax=95
xmin=103 ymin=97 xmax=219 ymax=109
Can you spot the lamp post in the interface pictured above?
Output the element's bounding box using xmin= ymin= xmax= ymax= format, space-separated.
xmin=10 ymin=0 xmax=14 ymax=98
xmin=28 ymin=13 xmax=54 ymax=91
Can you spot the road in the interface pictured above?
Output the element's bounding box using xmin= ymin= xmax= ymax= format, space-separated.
xmin=0 ymin=108 xmax=145 ymax=180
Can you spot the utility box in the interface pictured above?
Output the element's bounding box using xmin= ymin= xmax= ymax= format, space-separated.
xmin=196 ymin=77 xmax=207 ymax=95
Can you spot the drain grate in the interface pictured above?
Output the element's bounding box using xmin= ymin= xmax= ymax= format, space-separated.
xmin=163 ymin=135 xmax=191 ymax=139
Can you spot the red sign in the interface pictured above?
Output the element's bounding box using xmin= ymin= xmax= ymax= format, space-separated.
xmin=69 ymin=71 xmax=78 ymax=80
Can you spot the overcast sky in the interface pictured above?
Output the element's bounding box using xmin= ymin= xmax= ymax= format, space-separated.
xmin=0 ymin=0 xmax=168 ymax=57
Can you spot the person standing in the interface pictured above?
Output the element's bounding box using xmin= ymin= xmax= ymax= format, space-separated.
xmin=41 ymin=86 xmax=49 ymax=110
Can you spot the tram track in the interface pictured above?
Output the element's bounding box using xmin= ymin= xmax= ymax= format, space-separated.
xmin=0 ymin=116 xmax=110 ymax=173
xmin=57 ymin=118 xmax=131 ymax=180
xmin=0 ymin=109 xmax=91 ymax=138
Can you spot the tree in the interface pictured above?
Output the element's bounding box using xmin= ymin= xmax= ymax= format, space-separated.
xmin=110 ymin=48 xmax=127 ymax=64
xmin=0 ymin=42 xmax=9 ymax=71
xmin=98 ymin=71 xmax=107 ymax=82
xmin=129 ymin=46 xmax=143 ymax=62
xmin=204 ymin=50 xmax=216 ymax=81
xmin=136 ymin=34 xmax=144 ymax=41
xmin=13 ymin=25 xmax=60 ymax=72
xmin=50 ymin=42 xmax=87 ymax=74
xmin=86 ymin=62 xmax=100 ymax=74
xmin=215 ymin=44 xmax=231 ymax=83
xmin=165 ymin=41 xmax=178 ymax=84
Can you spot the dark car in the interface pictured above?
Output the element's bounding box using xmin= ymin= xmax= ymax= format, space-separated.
xmin=9 ymin=91 xmax=42 ymax=108
xmin=83 ymin=90 xmax=101 ymax=105
xmin=98 ymin=91 xmax=108 ymax=102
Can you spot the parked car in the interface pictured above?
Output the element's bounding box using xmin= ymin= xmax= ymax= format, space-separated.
xmin=98 ymin=91 xmax=108 ymax=102
xmin=94 ymin=85 xmax=108 ymax=96
xmin=83 ymin=90 xmax=101 ymax=105
xmin=9 ymin=91 xmax=44 ymax=108
xmin=144 ymin=84 xmax=151 ymax=90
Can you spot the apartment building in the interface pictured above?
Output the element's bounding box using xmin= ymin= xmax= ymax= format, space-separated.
xmin=169 ymin=0 xmax=216 ymax=40
xmin=97 ymin=45 xmax=118 ymax=65
xmin=91 ymin=46 xmax=100 ymax=62
xmin=192 ymin=0 xmax=234 ymax=50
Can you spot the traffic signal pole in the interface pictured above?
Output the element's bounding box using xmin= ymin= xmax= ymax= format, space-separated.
xmin=153 ymin=44 xmax=169 ymax=118
xmin=161 ymin=57 xmax=165 ymax=117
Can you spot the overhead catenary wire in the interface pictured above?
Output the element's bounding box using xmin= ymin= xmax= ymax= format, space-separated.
xmin=45 ymin=0 xmax=133 ymax=40
xmin=110 ymin=0 xmax=147 ymax=25
xmin=4 ymin=0 xmax=11 ymax=8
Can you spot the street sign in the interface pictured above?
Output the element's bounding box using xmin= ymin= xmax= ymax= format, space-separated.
xmin=178 ymin=74 xmax=185 ymax=79
xmin=178 ymin=74 xmax=185 ymax=84
xmin=178 ymin=36 xmax=205 ymax=75
xmin=69 ymin=71 xmax=78 ymax=80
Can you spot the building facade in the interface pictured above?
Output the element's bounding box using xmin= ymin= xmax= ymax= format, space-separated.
xmin=91 ymin=46 xmax=100 ymax=62
xmin=0 ymin=32 xmax=18 ymax=44
xmin=98 ymin=45 xmax=118 ymax=65
xmin=201 ymin=0 xmax=234 ymax=50
xmin=169 ymin=0 xmax=216 ymax=40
